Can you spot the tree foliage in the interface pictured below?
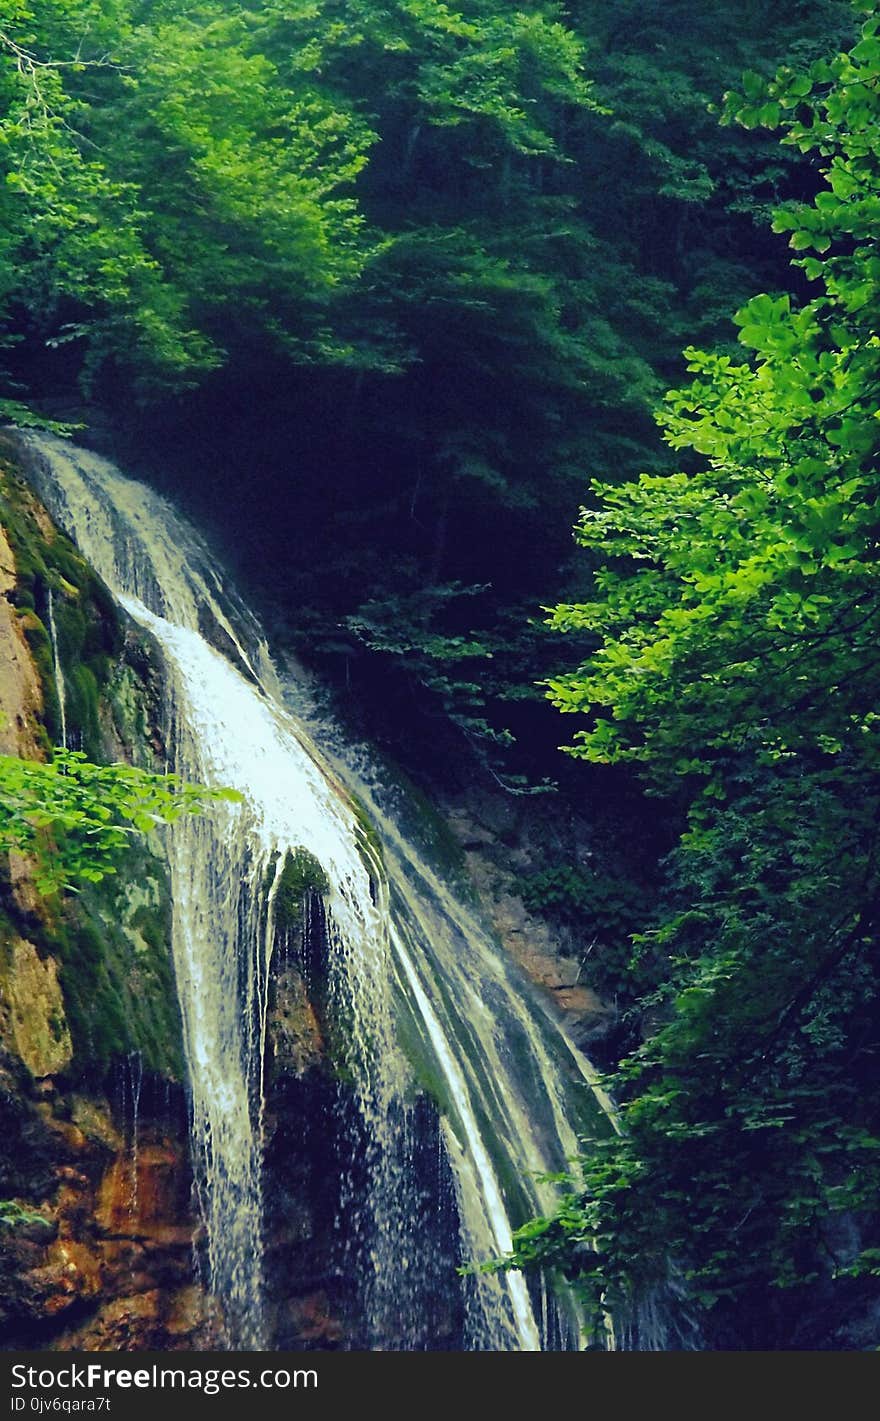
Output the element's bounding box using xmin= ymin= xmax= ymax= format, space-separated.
xmin=0 ymin=747 xmax=238 ymax=894
xmin=0 ymin=0 xmax=375 ymax=398
xmin=0 ymin=1 xmax=854 ymax=776
xmin=515 ymin=9 xmax=880 ymax=1347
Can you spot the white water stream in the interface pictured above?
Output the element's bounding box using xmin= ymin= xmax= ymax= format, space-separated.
xmin=46 ymin=585 xmax=68 ymax=749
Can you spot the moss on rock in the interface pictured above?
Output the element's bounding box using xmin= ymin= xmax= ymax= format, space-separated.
xmin=348 ymin=793 xmax=384 ymax=870
xmin=274 ymin=848 xmax=329 ymax=934
xmin=0 ymin=463 xmax=122 ymax=755
xmin=50 ymin=847 xmax=184 ymax=1082
xmin=104 ymin=661 xmax=156 ymax=764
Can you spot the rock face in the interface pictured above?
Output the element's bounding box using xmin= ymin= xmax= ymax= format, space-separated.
xmin=0 ymin=1071 xmax=218 ymax=1350
xmin=0 ymin=458 xmax=374 ymax=1353
xmin=0 ymin=912 xmax=356 ymax=1352
xmin=0 ymin=442 xmax=609 ymax=1354
xmin=268 ymin=962 xmax=325 ymax=1081
xmin=261 ymin=922 xmax=362 ymax=1351
xmin=0 ymin=457 xmax=216 ymax=1350
xmin=0 ymin=936 xmax=72 ymax=1079
xmin=0 ymin=522 xmax=44 ymax=760
xmin=0 ymin=447 xmax=592 ymax=1355
xmin=442 ymin=792 xmax=618 ymax=1053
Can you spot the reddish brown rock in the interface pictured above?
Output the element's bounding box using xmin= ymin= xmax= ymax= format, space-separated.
xmin=0 ymin=1081 xmax=215 ymax=1350
xmin=53 ymin=1287 xmax=219 ymax=1352
xmin=97 ymin=1142 xmax=193 ymax=1244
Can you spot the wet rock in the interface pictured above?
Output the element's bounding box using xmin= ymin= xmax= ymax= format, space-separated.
xmin=53 ymin=1288 xmax=218 ymax=1352
xmin=0 ymin=1077 xmax=212 ymax=1350
xmin=69 ymin=1094 xmax=123 ymax=1153
xmin=0 ymin=521 xmax=44 ymax=759
xmin=279 ymin=1291 xmax=344 ymax=1348
xmin=97 ymin=1141 xmax=193 ymax=1245
xmin=457 ymin=844 xmax=616 ymax=1046
xmin=0 ymin=937 xmax=72 ymax=1078
xmin=269 ymin=964 xmax=324 ymax=1080
xmin=23 ymin=1237 xmax=103 ymax=1318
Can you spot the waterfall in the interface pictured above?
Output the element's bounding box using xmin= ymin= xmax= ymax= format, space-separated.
xmin=46 ymin=585 xmax=68 ymax=749
xmin=17 ymin=430 xmax=619 ymax=1352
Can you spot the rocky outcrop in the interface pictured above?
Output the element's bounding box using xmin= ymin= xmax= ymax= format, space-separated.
xmin=442 ymin=791 xmax=618 ymax=1052
xmin=0 ymin=453 xmax=213 ymax=1349
xmin=260 ymin=898 xmax=467 ymax=1352
xmin=0 ymin=522 xmax=43 ymax=759
xmin=261 ymin=916 xmax=357 ymax=1351
xmin=0 ymin=936 xmax=72 ymax=1079
xmin=0 ymin=453 xmax=380 ymax=1353
xmin=268 ymin=961 xmax=325 ymax=1080
xmin=0 ymin=438 xmax=594 ymax=1355
xmin=0 ymin=1069 xmax=218 ymax=1350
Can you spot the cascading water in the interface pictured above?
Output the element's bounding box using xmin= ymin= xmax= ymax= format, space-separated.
xmin=275 ymin=675 xmax=625 ymax=1350
xmin=17 ymin=430 xmax=620 ymax=1352
xmin=46 ymin=585 xmax=68 ymax=749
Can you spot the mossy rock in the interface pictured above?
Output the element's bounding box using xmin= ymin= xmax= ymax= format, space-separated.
xmin=273 ymin=847 xmax=329 ymax=934
xmin=65 ymin=663 xmax=101 ymax=761
xmin=0 ymin=459 xmax=183 ymax=1084
xmin=17 ymin=608 xmax=62 ymax=742
xmin=0 ymin=466 xmax=123 ymax=753
xmin=104 ymin=662 xmax=154 ymax=763
xmin=348 ymin=793 xmax=384 ymax=869
xmin=44 ymin=846 xmax=184 ymax=1083
xmin=0 ymin=929 xmax=73 ymax=1079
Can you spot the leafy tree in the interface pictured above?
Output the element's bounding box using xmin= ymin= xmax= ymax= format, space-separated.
xmin=0 ymin=1 xmax=375 ymax=400
xmin=0 ymin=1 xmax=212 ymax=396
xmin=512 ymin=8 xmax=880 ymax=1346
xmin=125 ymin=0 xmax=847 ymax=780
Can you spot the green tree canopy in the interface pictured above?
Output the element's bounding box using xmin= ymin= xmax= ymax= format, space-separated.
xmin=0 ymin=0 xmax=376 ymax=400
xmin=513 ymin=8 xmax=880 ymax=1346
